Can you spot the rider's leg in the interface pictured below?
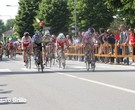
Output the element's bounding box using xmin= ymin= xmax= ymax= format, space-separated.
xmin=23 ymin=50 xmax=26 ymax=64
xmin=43 ymin=48 xmax=46 ymax=64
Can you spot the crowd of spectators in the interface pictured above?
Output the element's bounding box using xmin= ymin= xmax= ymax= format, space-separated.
xmin=65 ymin=24 xmax=135 ymax=65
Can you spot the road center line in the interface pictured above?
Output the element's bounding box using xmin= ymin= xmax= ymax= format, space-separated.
xmin=57 ymin=72 xmax=135 ymax=94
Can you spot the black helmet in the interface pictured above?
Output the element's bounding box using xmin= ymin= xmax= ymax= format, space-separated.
xmin=35 ymin=31 xmax=41 ymax=36
xmin=24 ymin=32 xmax=29 ymax=36
xmin=88 ymin=27 xmax=95 ymax=34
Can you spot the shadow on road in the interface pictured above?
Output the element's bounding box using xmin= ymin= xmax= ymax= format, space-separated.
xmin=0 ymin=68 xmax=135 ymax=76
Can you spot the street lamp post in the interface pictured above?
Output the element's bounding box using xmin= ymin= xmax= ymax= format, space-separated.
xmin=74 ymin=0 xmax=77 ymax=36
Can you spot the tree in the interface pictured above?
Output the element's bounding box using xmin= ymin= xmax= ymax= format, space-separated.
xmin=0 ymin=19 xmax=5 ymax=35
xmin=15 ymin=0 xmax=41 ymax=37
xmin=36 ymin=0 xmax=70 ymax=35
xmin=5 ymin=19 xmax=14 ymax=31
xmin=104 ymin=0 xmax=135 ymax=26
xmin=68 ymin=0 xmax=114 ymax=32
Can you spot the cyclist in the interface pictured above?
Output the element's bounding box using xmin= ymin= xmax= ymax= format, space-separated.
xmin=32 ymin=31 xmax=43 ymax=53
xmin=55 ymin=33 xmax=69 ymax=67
xmin=56 ymin=33 xmax=69 ymax=50
xmin=56 ymin=33 xmax=69 ymax=58
xmin=51 ymin=35 xmax=56 ymax=43
xmin=32 ymin=31 xmax=44 ymax=65
xmin=6 ymin=39 xmax=16 ymax=58
xmin=83 ymin=27 xmax=100 ymax=63
xmin=43 ymin=30 xmax=51 ymax=64
xmin=21 ymin=32 xmax=32 ymax=65
xmin=0 ymin=41 xmax=3 ymax=59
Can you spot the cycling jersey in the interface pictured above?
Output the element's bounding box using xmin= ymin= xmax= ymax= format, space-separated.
xmin=43 ymin=36 xmax=50 ymax=45
xmin=32 ymin=35 xmax=43 ymax=44
xmin=56 ymin=37 xmax=69 ymax=47
xmin=21 ymin=36 xmax=32 ymax=47
xmin=83 ymin=31 xmax=97 ymax=44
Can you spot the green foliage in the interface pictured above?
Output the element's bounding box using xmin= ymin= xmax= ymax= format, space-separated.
xmin=0 ymin=20 xmax=5 ymax=35
xmin=15 ymin=0 xmax=41 ymax=37
xmin=104 ymin=0 xmax=135 ymax=26
xmin=36 ymin=0 xmax=70 ymax=35
xmin=68 ymin=0 xmax=114 ymax=32
xmin=5 ymin=19 xmax=14 ymax=31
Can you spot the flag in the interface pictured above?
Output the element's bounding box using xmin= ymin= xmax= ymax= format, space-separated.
xmin=35 ymin=18 xmax=40 ymax=23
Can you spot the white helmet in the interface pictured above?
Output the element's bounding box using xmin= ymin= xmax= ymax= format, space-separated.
xmin=44 ymin=30 xmax=50 ymax=36
xmin=57 ymin=33 xmax=65 ymax=42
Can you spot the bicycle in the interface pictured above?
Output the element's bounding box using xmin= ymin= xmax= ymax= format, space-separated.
xmin=10 ymin=48 xmax=16 ymax=60
xmin=25 ymin=47 xmax=31 ymax=69
xmin=56 ymin=46 xmax=66 ymax=69
xmin=84 ymin=44 xmax=95 ymax=72
xmin=45 ymin=43 xmax=55 ymax=67
xmin=4 ymin=46 xmax=9 ymax=58
xmin=0 ymin=47 xmax=3 ymax=61
xmin=34 ymin=45 xmax=44 ymax=72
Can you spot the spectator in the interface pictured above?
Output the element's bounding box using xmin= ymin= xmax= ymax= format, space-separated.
xmin=118 ymin=24 xmax=129 ymax=65
xmin=106 ymin=29 xmax=115 ymax=64
xmin=71 ymin=35 xmax=78 ymax=60
xmin=129 ymin=28 xmax=135 ymax=65
xmin=98 ymin=28 xmax=105 ymax=62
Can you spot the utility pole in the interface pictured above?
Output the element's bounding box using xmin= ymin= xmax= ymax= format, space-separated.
xmin=74 ymin=0 xmax=77 ymax=36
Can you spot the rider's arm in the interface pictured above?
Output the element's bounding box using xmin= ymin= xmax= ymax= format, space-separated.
xmin=21 ymin=37 xmax=24 ymax=50
xmin=95 ymin=36 xmax=101 ymax=44
xmin=56 ymin=38 xmax=58 ymax=50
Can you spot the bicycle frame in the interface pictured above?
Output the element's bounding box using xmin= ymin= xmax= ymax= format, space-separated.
xmin=57 ymin=46 xmax=66 ymax=69
xmin=45 ymin=44 xmax=55 ymax=67
xmin=25 ymin=48 xmax=31 ymax=69
xmin=84 ymin=43 xmax=95 ymax=72
xmin=34 ymin=46 xmax=44 ymax=72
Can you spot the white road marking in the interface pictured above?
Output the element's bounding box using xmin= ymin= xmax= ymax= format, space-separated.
xmin=21 ymin=68 xmax=37 ymax=71
xmin=0 ymin=69 xmax=11 ymax=72
xmin=57 ymin=72 xmax=135 ymax=94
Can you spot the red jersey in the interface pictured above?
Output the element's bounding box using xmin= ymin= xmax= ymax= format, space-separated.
xmin=129 ymin=33 xmax=135 ymax=43
xmin=56 ymin=37 xmax=69 ymax=47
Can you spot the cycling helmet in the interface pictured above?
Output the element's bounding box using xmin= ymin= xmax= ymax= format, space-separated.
xmin=44 ymin=30 xmax=50 ymax=36
xmin=88 ymin=27 xmax=95 ymax=34
xmin=0 ymin=41 xmax=2 ymax=45
xmin=51 ymin=35 xmax=55 ymax=38
xmin=57 ymin=33 xmax=65 ymax=42
xmin=24 ymin=32 xmax=29 ymax=36
xmin=35 ymin=31 xmax=41 ymax=36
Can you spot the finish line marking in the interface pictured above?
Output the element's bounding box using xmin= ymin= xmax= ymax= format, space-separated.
xmin=57 ymin=72 xmax=135 ymax=94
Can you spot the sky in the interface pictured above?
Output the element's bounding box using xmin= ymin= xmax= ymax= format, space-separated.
xmin=0 ymin=0 xmax=19 ymax=23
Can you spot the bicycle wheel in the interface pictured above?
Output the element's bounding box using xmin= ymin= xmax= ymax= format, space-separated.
xmin=49 ymin=58 xmax=52 ymax=67
xmin=13 ymin=50 xmax=16 ymax=59
xmin=86 ymin=56 xmax=90 ymax=71
xmin=25 ymin=58 xmax=28 ymax=68
xmin=10 ymin=50 xmax=13 ymax=59
xmin=91 ymin=61 xmax=95 ymax=72
xmin=37 ymin=64 xmax=40 ymax=72
xmin=62 ymin=61 xmax=65 ymax=69
xmin=41 ymin=64 xmax=44 ymax=72
xmin=62 ymin=56 xmax=65 ymax=69
xmin=45 ymin=56 xmax=48 ymax=67
xmin=0 ymin=55 xmax=2 ymax=61
xmin=26 ymin=54 xmax=31 ymax=69
xmin=58 ymin=57 xmax=61 ymax=68
xmin=39 ymin=53 xmax=44 ymax=72
xmin=29 ymin=56 xmax=31 ymax=69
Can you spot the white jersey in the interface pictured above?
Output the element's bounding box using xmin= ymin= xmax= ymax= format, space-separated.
xmin=83 ymin=31 xmax=97 ymax=44
xmin=21 ymin=36 xmax=32 ymax=47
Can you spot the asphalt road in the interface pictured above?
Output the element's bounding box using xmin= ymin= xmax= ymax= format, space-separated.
xmin=0 ymin=55 xmax=135 ymax=110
